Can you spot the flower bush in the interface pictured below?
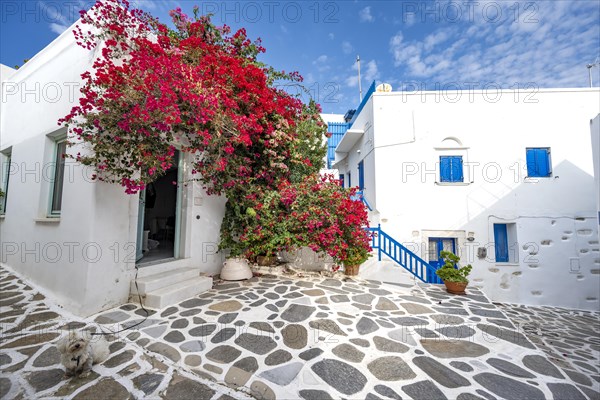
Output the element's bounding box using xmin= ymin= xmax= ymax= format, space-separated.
xmin=60 ymin=0 xmax=323 ymax=194
xmin=60 ymin=0 xmax=371 ymax=267
xmin=220 ymin=175 xmax=371 ymax=266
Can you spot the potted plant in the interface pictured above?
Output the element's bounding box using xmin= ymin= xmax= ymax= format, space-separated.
xmin=342 ymin=246 xmax=370 ymax=276
xmin=435 ymin=250 xmax=472 ymax=295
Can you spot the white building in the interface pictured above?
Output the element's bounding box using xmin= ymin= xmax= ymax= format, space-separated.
xmin=327 ymin=83 xmax=600 ymax=310
xmin=591 ymin=114 xmax=600 ymax=243
xmin=0 ymin=24 xmax=224 ymax=317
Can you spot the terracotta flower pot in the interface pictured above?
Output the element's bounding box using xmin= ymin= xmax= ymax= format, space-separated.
xmin=444 ymin=280 xmax=468 ymax=295
xmin=344 ymin=264 xmax=360 ymax=276
xmin=256 ymin=255 xmax=277 ymax=266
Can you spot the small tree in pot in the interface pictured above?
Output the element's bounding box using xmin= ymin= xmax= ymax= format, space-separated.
xmin=435 ymin=250 xmax=472 ymax=295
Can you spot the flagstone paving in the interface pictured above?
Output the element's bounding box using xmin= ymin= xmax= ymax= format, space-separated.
xmin=1 ymin=264 xmax=599 ymax=399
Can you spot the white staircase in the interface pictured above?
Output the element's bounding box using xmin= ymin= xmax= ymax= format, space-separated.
xmin=130 ymin=267 xmax=213 ymax=309
xmin=359 ymin=258 xmax=420 ymax=288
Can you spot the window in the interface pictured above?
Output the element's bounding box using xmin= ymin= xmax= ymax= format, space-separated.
xmin=526 ymin=148 xmax=551 ymax=177
xmin=358 ymin=160 xmax=364 ymax=190
xmin=440 ymin=156 xmax=463 ymax=182
xmin=49 ymin=139 xmax=67 ymax=215
xmin=493 ymin=223 xmax=517 ymax=263
xmin=0 ymin=150 xmax=11 ymax=214
xmin=339 ymin=174 xmax=345 ymax=188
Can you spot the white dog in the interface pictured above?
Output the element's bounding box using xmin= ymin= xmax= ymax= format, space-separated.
xmin=56 ymin=330 xmax=110 ymax=378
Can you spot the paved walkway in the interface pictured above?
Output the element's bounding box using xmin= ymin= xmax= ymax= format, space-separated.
xmin=1 ymin=265 xmax=599 ymax=399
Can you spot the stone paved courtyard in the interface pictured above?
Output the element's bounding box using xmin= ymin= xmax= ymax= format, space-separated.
xmin=1 ymin=264 xmax=599 ymax=399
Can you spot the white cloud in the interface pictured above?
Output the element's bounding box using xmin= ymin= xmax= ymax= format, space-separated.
xmin=49 ymin=23 xmax=69 ymax=35
xmin=328 ymin=33 xmax=335 ymax=40
xmin=345 ymin=59 xmax=380 ymax=88
xmin=359 ymin=6 xmax=374 ymax=23
xmin=363 ymin=60 xmax=380 ymax=83
xmin=313 ymin=55 xmax=331 ymax=72
xmin=342 ymin=41 xmax=354 ymax=55
xmin=313 ymin=55 xmax=328 ymax=64
xmin=388 ymin=1 xmax=600 ymax=88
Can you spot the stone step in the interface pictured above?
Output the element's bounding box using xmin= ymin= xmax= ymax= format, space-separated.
xmin=144 ymin=276 xmax=213 ymax=309
xmin=130 ymin=267 xmax=200 ymax=295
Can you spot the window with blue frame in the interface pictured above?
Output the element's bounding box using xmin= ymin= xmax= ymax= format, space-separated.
xmin=526 ymin=148 xmax=551 ymax=177
xmin=440 ymin=156 xmax=464 ymax=182
xmin=493 ymin=224 xmax=509 ymax=262
xmin=339 ymin=174 xmax=345 ymax=187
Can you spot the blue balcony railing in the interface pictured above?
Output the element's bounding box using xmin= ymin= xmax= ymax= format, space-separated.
xmin=326 ymin=122 xmax=351 ymax=169
xmin=367 ymin=225 xmax=442 ymax=284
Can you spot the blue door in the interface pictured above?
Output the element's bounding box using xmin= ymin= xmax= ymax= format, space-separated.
xmin=358 ymin=160 xmax=365 ymax=190
xmin=493 ymin=224 xmax=509 ymax=262
xmin=428 ymin=237 xmax=456 ymax=269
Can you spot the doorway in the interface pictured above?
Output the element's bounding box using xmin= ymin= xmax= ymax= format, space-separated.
xmin=428 ymin=237 xmax=456 ymax=269
xmin=136 ymin=153 xmax=181 ymax=265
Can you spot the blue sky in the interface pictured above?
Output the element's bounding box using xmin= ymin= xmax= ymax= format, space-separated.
xmin=1 ymin=1 xmax=599 ymax=114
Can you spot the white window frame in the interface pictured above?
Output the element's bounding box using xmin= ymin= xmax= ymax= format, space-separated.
xmin=48 ymin=135 xmax=68 ymax=217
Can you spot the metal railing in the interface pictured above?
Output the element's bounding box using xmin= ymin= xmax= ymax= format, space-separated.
xmin=368 ymin=225 xmax=442 ymax=284
xmin=326 ymin=122 xmax=350 ymax=169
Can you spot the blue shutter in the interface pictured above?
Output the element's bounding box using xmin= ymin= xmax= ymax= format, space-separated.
xmin=535 ymin=149 xmax=550 ymax=176
xmin=339 ymin=174 xmax=345 ymax=187
xmin=526 ymin=148 xmax=550 ymax=177
xmin=451 ymin=156 xmax=463 ymax=182
xmin=348 ymin=172 xmax=351 ymax=188
xmin=440 ymin=157 xmax=451 ymax=182
xmin=494 ymin=224 xmax=509 ymax=262
xmin=358 ymin=161 xmax=364 ymax=190
xmin=440 ymin=156 xmax=463 ymax=182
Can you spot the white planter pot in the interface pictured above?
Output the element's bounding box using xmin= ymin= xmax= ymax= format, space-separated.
xmin=221 ymin=257 xmax=253 ymax=281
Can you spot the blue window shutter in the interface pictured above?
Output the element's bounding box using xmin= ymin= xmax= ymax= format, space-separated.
xmin=494 ymin=224 xmax=509 ymax=262
xmin=451 ymin=156 xmax=463 ymax=182
xmin=358 ymin=161 xmax=364 ymax=190
xmin=526 ymin=148 xmax=538 ymax=176
xmin=535 ymin=149 xmax=550 ymax=176
xmin=339 ymin=174 xmax=345 ymax=187
xmin=440 ymin=157 xmax=451 ymax=182
xmin=440 ymin=156 xmax=463 ymax=182
xmin=348 ymin=172 xmax=351 ymax=187
xmin=526 ymin=148 xmax=551 ymax=177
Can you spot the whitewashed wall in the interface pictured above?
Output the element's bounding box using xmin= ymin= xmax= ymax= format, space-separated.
xmin=591 ymin=114 xmax=600 ymax=244
xmin=0 ymin=22 xmax=226 ymax=316
xmin=343 ymin=88 xmax=600 ymax=310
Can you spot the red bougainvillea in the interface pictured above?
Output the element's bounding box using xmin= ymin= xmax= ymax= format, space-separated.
xmin=60 ymin=0 xmax=371 ymax=266
xmin=221 ymin=175 xmax=371 ymax=265
xmin=60 ymin=0 xmax=324 ymax=194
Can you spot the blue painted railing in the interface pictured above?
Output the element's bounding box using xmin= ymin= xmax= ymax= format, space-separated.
xmin=350 ymin=81 xmax=377 ymax=125
xmin=368 ymin=225 xmax=442 ymax=284
xmin=326 ymin=122 xmax=351 ymax=168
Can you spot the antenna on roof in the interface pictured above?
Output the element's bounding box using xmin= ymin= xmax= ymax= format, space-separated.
xmin=357 ymin=55 xmax=362 ymax=102
xmin=587 ymin=57 xmax=599 ymax=88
